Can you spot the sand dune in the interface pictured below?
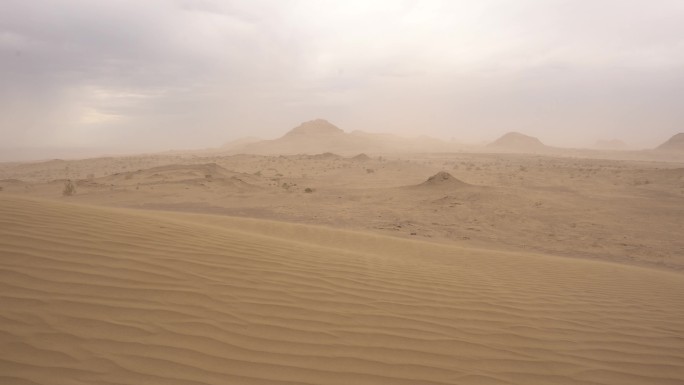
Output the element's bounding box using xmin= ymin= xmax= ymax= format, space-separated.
xmin=1 ymin=195 xmax=683 ymax=385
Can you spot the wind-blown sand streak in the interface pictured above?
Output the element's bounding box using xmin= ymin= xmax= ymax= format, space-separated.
xmin=1 ymin=195 xmax=683 ymax=384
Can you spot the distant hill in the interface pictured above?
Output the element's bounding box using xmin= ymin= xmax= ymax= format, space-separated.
xmin=351 ymin=153 xmax=371 ymax=162
xmin=237 ymin=119 xmax=351 ymax=154
xmin=228 ymin=119 xmax=460 ymax=155
xmin=656 ymin=133 xmax=684 ymax=152
xmin=487 ymin=132 xmax=547 ymax=152
xmin=283 ymin=119 xmax=345 ymax=137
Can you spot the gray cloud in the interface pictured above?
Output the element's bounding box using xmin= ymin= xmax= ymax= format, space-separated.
xmin=1 ymin=0 xmax=683 ymax=154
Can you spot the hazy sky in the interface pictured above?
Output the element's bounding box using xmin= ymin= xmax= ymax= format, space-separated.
xmin=1 ymin=0 xmax=683 ymax=154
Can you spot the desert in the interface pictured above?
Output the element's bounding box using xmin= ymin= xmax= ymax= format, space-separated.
xmin=2 ymin=120 xmax=683 ymax=271
xmin=3 ymin=1 xmax=684 ymax=384
xmin=2 ymin=119 xmax=684 ymax=384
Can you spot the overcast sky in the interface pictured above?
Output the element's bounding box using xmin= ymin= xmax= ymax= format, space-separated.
xmin=1 ymin=0 xmax=683 ymax=155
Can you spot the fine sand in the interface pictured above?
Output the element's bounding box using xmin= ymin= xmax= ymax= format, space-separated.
xmin=1 ymin=195 xmax=684 ymax=384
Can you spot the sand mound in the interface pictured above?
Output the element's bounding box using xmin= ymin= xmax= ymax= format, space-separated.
xmin=0 ymin=178 xmax=26 ymax=185
xmin=417 ymin=171 xmax=469 ymax=188
xmin=103 ymin=163 xmax=256 ymax=184
xmin=307 ymin=152 xmax=342 ymax=160
xmin=488 ymin=132 xmax=546 ymax=152
xmin=0 ymin=179 xmax=28 ymax=193
xmin=3 ymin=195 xmax=683 ymax=384
xmin=656 ymin=133 xmax=684 ymax=151
xmin=351 ymin=153 xmax=371 ymax=161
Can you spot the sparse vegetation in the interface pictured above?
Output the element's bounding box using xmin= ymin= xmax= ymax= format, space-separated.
xmin=62 ymin=180 xmax=76 ymax=196
xmin=304 ymin=187 xmax=314 ymax=193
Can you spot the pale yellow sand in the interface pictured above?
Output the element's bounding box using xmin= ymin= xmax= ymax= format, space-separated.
xmin=1 ymin=195 xmax=683 ymax=384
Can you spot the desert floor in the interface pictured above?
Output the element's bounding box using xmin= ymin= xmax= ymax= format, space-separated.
xmin=2 ymin=151 xmax=682 ymax=271
xmin=1 ymin=151 xmax=684 ymax=384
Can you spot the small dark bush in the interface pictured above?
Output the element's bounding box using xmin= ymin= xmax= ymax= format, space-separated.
xmin=62 ymin=180 xmax=76 ymax=196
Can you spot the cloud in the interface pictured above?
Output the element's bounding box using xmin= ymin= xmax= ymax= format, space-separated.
xmin=1 ymin=0 xmax=683 ymax=152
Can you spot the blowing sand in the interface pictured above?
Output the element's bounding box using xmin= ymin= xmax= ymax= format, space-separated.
xmin=1 ymin=195 xmax=684 ymax=384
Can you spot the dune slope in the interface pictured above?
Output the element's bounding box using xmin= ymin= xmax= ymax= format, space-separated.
xmin=1 ymin=196 xmax=683 ymax=385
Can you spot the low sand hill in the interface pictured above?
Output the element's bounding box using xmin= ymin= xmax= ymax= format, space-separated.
xmin=487 ymin=132 xmax=548 ymax=152
xmin=657 ymin=133 xmax=684 ymax=152
xmin=416 ymin=171 xmax=470 ymax=189
xmin=62 ymin=163 xmax=262 ymax=202
xmin=306 ymin=152 xmax=343 ymax=161
xmin=97 ymin=163 xmax=260 ymax=188
xmin=351 ymin=153 xmax=372 ymax=161
xmin=2 ymin=195 xmax=684 ymax=385
xmin=0 ymin=179 xmax=28 ymax=193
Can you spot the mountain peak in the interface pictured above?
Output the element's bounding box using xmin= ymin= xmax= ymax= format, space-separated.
xmin=657 ymin=133 xmax=684 ymax=149
xmin=488 ymin=132 xmax=545 ymax=149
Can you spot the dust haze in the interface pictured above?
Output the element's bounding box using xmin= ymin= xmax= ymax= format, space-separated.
xmin=2 ymin=2 xmax=684 ymax=385
xmin=2 ymin=0 xmax=684 ymax=158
